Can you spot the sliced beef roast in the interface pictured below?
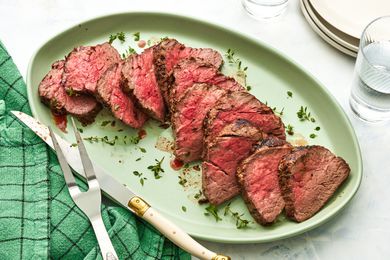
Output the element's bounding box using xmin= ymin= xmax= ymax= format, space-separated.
xmin=204 ymin=91 xmax=285 ymax=147
xmin=278 ymin=145 xmax=350 ymax=222
xmin=38 ymin=60 xmax=102 ymax=125
xmin=96 ymin=62 xmax=147 ymax=128
xmin=153 ymin=39 xmax=223 ymax=103
xmin=172 ymin=82 xmax=244 ymax=162
xmin=63 ymin=42 xmax=121 ymax=95
xmin=121 ymin=49 xmax=165 ymax=121
xmin=202 ymin=119 xmax=264 ymax=205
xmin=169 ymin=57 xmax=243 ymax=111
xmin=237 ymin=138 xmax=292 ymax=225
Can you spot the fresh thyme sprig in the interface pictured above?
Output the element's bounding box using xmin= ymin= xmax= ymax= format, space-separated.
xmin=286 ymin=124 xmax=294 ymax=135
xmin=83 ymin=134 xmax=140 ymax=146
xmin=204 ymin=205 xmax=222 ymax=222
xmin=147 ymin=157 xmax=165 ymax=179
xmin=109 ymin=32 xmax=126 ymax=44
xmin=224 ymin=203 xmax=251 ymax=229
xmin=121 ymin=46 xmax=137 ymax=59
xmin=272 ymin=107 xmax=285 ymax=116
xmin=297 ymin=106 xmax=316 ymax=122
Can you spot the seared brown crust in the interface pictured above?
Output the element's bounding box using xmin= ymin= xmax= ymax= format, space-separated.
xmin=74 ymin=104 xmax=102 ymax=125
xmin=278 ymin=145 xmax=350 ymax=222
xmin=39 ymin=60 xmax=102 ymax=125
xmin=203 ymin=91 xmax=285 ymax=158
xmin=237 ymin=138 xmax=291 ymax=225
xmin=152 ymin=39 xmax=180 ymax=104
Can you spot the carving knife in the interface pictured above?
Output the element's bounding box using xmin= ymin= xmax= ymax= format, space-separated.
xmin=11 ymin=111 xmax=230 ymax=260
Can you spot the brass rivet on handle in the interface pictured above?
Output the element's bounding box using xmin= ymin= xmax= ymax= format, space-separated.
xmin=128 ymin=196 xmax=150 ymax=216
xmin=212 ymin=255 xmax=231 ymax=260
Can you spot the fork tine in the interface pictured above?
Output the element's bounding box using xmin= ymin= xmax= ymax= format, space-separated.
xmin=70 ymin=118 xmax=97 ymax=182
xmin=49 ymin=127 xmax=81 ymax=196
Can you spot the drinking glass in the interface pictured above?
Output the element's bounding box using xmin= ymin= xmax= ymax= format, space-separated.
xmin=349 ymin=16 xmax=390 ymax=122
xmin=241 ymin=0 xmax=289 ymax=20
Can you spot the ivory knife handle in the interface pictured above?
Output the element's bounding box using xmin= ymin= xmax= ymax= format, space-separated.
xmin=128 ymin=196 xmax=230 ymax=260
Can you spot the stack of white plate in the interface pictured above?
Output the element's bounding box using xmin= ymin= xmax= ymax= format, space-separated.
xmin=300 ymin=0 xmax=390 ymax=57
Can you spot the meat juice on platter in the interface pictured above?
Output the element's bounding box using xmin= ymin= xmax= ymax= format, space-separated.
xmin=138 ymin=129 xmax=147 ymax=139
xmin=170 ymin=158 xmax=184 ymax=171
xmin=38 ymin=34 xmax=350 ymax=227
xmin=52 ymin=112 xmax=67 ymax=132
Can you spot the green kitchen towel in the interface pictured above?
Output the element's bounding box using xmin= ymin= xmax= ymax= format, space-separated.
xmin=0 ymin=42 xmax=190 ymax=259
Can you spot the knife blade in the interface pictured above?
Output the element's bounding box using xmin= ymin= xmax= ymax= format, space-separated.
xmin=11 ymin=111 xmax=230 ymax=260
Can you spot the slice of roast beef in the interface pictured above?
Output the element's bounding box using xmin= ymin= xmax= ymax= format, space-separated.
xmin=63 ymin=42 xmax=121 ymax=95
xmin=278 ymin=145 xmax=350 ymax=222
xmin=38 ymin=60 xmax=102 ymax=125
xmin=96 ymin=62 xmax=148 ymax=128
xmin=202 ymin=119 xmax=264 ymax=205
xmin=172 ymin=83 xmax=243 ymax=163
xmin=204 ymin=91 xmax=285 ymax=147
xmin=169 ymin=57 xmax=244 ymax=111
xmin=237 ymin=138 xmax=292 ymax=225
xmin=153 ymin=39 xmax=223 ymax=103
xmin=121 ymin=49 xmax=165 ymax=121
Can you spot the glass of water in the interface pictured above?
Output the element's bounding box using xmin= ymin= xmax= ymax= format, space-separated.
xmin=241 ymin=0 xmax=289 ymax=20
xmin=350 ymin=16 xmax=390 ymax=122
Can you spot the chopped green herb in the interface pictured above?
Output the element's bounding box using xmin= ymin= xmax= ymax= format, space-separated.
xmin=136 ymin=157 xmax=141 ymax=161
xmin=148 ymin=157 xmax=165 ymax=179
xmin=101 ymin=120 xmax=112 ymax=127
xmin=223 ymin=203 xmax=251 ymax=229
xmin=178 ymin=176 xmax=187 ymax=186
xmin=273 ymin=107 xmax=284 ymax=116
xmin=225 ymin=48 xmax=236 ymax=64
xmin=83 ymin=135 xmax=140 ymax=146
xmin=127 ymin=135 xmax=141 ymax=145
xmin=194 ymin=190 xmax=203 ymax=199
xmin=183 ymin=163 xmax=190 ymax=169
xmin=246 ymin=85 xmax=252 ymax=91
xmin=109 ymin=32 xmax=126 ymax=44
xmin=204 ymin=205 xmax=222 ymax=222
xmin=315 ymin=126 xmax=320 ymax=131
xmin=225 ymin=48 xmax=247 ymax=71
xmin=287 ymin=91 xmax=293 ymax=98
xmin=297 ymin=106 xmax=316 ymax=122
xmin=310 ymin=133 xmax=317 ymax=139
xmin=133 ymin=32 xmax=140 ymax=41
xmin=83 ymin=135 xmax=118 ymax=146
xmin=66 ymin=87 xmax=75 ymax=96
xmin=286 ymin=124 xmax=294 ymax=136
xmin=77 ymin=128 xmax=84 ymax=133
xmin=139 ymin=147 xmax=146 ymax=153
xmin=160 ymin=36 xmax=169 ymax=41
xmin=181 ymin=206 xmax=187 ymax=212
xmin=121 ymin=46 xmax=137 ymax=59
xmin=70 ymin=143 xmax=78 ymax=147
xmin=117 ymin=129 xmax=124 ymax=132
xmin=147 ymin=39 xmax=152 ymax=46
xmin=133 ymin=171 xmax=146 ymax=186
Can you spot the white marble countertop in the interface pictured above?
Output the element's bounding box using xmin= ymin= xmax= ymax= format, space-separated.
xmin=1 ymin=0 xmax=389 ymax=259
